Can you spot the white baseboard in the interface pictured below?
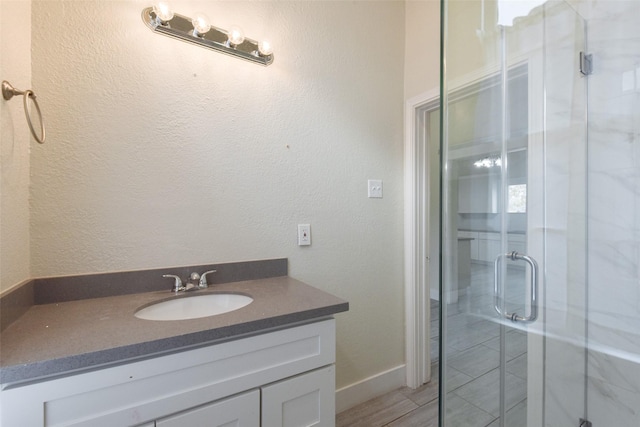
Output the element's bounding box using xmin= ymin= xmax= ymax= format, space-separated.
xmin=335 ymin=365 xmax=406 ymax=414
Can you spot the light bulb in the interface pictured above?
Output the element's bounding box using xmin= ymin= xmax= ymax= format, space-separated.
xmin=191 ymin=13 xmax=211 ymax=37
xmin=227 ymin=26 xmax=245 ymax=46
xmin=258 ymin=40 xmax=273 ymax=56
xmin=153 ymin=2 xmax=174 ymax=23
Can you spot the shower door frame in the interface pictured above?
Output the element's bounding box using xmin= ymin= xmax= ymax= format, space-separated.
xmin=439 ymin=1 xmax=590 ymax=425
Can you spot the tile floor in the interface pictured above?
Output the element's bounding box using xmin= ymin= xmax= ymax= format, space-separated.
xmin=335 ymin=363 xmax=439 ymax=427
xmin=337 ymin=264 xmax=529 ymax=427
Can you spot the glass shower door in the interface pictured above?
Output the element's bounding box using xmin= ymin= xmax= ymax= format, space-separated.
xmin=440 ymin=1 xmax=588 ymax=426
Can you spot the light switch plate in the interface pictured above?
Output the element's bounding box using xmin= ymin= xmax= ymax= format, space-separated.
xmin=368 ymin=179 xmax=383 ymax=198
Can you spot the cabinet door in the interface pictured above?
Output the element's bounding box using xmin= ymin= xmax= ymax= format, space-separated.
xmin=262 ymin=365 xmax=335 ymax=427
xmin=458 ymin=175 xmax=500 ymax=213
xmin=156 ymin=389 xmax=259 ymax=427
xmin=458 ymin=231 xmax=479 ymax=260
xmin=477 ymin=232 xmax=501 ymax=262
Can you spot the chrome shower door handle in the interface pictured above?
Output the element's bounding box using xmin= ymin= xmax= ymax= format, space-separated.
xmin=493 ymin=251 xmax=539 ymax=323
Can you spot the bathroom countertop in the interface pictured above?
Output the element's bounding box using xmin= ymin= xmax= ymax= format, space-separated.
xmin=0 ymin=276 xmax=348 ymax=386
xmin=457 ymin=229 xmax=526 ymax=235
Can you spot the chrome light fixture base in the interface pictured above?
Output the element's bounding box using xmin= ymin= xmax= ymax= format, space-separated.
xmin=141 ymin=7 xmax=273 ymax=66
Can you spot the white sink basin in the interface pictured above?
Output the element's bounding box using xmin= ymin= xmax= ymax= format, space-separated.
xmin=135 ymin=293 xmax=253 ymax=321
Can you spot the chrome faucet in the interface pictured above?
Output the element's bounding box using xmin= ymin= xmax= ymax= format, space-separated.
xmin=162 ymin=270 xmax=217 ymax=293
xmin=162 ymin=274 xmax=185 ymax=293
xmin=185 ymin=272 xmax=201 ymax=290
xmin=199 ymin=270 xmax=217 ymax=288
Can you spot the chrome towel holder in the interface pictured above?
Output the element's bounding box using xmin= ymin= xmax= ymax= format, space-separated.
xmin=2 ymin=80 xmax=46 ymax=144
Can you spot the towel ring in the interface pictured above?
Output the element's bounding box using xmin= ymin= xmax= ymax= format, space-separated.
xmin=2 ymin=80 xmax=46 ymax=144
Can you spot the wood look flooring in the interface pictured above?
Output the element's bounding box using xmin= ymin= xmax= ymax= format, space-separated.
xmin=337 ymin=264 xmax=530 ymax=427
xmin=335 ymin=364 xmax=439 ymax=427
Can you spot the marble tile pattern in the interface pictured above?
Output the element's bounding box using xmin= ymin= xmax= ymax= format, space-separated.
xmin=585 ymin=0 xmax=640 ymax=425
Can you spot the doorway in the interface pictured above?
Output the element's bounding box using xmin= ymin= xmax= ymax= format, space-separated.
xmin=405 ymin=92 xmax=440 ymax=389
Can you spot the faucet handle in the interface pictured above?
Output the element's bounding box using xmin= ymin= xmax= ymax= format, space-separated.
xmin=162 ymin=274 xmax=183 ymax=293
xmin=199 ymin=270 xmax=217 ymax=288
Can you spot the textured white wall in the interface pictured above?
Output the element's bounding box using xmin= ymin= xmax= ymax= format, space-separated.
xmin=0 ymin=0 xmax=31 ymax=293
xmin=29 ymin=0 xmax=405 ymax=389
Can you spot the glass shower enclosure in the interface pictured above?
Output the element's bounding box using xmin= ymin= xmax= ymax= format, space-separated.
xmin=439 ymin=0 xmax=640 ymax=426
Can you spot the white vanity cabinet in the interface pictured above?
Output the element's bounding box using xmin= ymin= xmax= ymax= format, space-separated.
xmin=457 ymin=174 xmax=501 ymax=214
xmin=155 ymin=390 xmax=260 ymax=427
xmin=0 ymin=319 xmax=337 ymax=427
xmin=148 ymin=365 xmax=335 ymax=427
xmin=457 ymin=230 xmax=479 ymax=259
xmin=262 ymin=365 xmax=335 ymax=426
xmin=477 ymin=232 xmax=501 ymax=263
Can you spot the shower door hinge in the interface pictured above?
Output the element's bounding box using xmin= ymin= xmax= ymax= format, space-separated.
xmin=579 ymin=418 xmax=592 ymax=427
xmin=580 ymin=52 xmax=593 ymax=76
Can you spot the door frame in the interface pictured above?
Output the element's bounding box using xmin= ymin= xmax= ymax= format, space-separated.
xmin=404 ymin=62 xmax=532 ymax=389
xmin=404 ymin=88 xmax=440 ymax=388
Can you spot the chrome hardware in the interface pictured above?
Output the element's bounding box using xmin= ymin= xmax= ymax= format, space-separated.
xmin=494 ymin=251 xmax=538 ymax=323
xmin=2 ymin=80 xmax=46 ymax=144
xmin=163 ymin=270 xmax=217 ymax=293
xmin=180 ymin=272 xmax=201 ymax=291
xmin=187 ymin=271 xmax=200 ymax=285
xmin=579 ymin=52 xmax=593 ymax=76
xmin=199 ymin=270 xmax=217 ymax=288
xmin=163 ymin=274 xmax=184 ymax=293
xmin=141 ymin=7 xmax=274 ymax=66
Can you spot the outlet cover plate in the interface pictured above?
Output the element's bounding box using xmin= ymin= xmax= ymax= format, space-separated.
xmin=298 ymin=224 xmax=311 ymax=246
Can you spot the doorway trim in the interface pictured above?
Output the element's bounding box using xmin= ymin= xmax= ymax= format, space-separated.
xmin=404 ymin=88 xmax=439 ymax=388
xmin=404 ymin=64 xmax=529 ymax=389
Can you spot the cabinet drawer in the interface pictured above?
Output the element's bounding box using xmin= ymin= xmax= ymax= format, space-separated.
xmin=157 ymin=390 xmax=259 ymax=427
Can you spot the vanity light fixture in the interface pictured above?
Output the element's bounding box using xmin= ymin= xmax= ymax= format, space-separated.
xmin=227 ymin=26 xmax=245 ymax=47
xmin=142 ymin=3 xmax=274 ymax=66
xmin=191 ymin=13 xmax=212 ymax=38
xmin=258 ymin=40 xmax=273 ymax=57
xmin=153 ymin=2 xmax=173 ymax=24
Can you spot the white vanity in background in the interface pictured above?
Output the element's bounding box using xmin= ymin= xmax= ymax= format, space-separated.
xmin=0 ymin=259 xmax=348 ymax=426
xmin=2 ymin=320 xmax=336 ymax=426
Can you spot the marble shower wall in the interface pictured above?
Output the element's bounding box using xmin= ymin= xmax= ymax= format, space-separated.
xmin=510 ymin=1 xmax=640 ymax=424
xmin=586 ymin=0 xmax=640 ymax=425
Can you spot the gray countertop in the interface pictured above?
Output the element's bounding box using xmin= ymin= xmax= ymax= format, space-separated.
xmin=0 ymin=276 xmax=348 ymax=386
xmin=458 ymin=229 xmax=526 ymax=235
